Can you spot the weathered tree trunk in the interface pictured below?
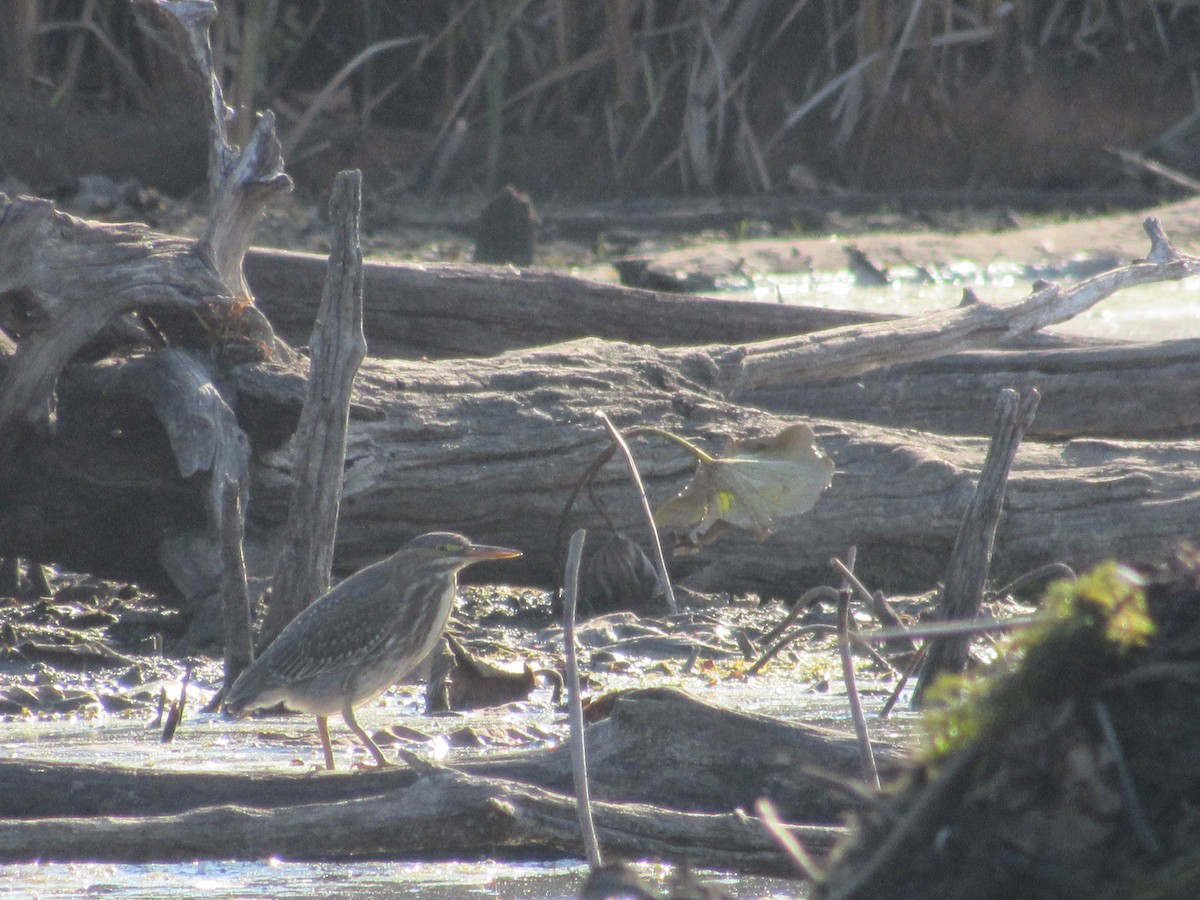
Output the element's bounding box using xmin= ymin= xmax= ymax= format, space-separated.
xmin=913 ymin=388 xmax=1040 ymax=704
xmin=0 ymin=766 xmax=840 ymax=873
xmin=244 ymin=248 xmax=1200 ymax=441
xmin=0 ymin=689 xmax=860 ymax=868
xmin=3 ymin=139 xmax=1200 ymax=604
xmin=5 ymin=329 xmax=1200 ymax=604
xmin=242 ymin=246 xmax=898 ymax=359
xmin=0 ymin=689 xmax=878 ymax=821
xmin=748 ymin=338 xmax=1200 ymax=439
xmin=257 ymin=170 xmax=367 ymax=651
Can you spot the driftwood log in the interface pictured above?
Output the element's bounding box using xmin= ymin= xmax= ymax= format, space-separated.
xmin=5 ymin=217 xmax=1200 ymax=608
xmin=0 ymin=768 xmax=839 ymax=873
xmin=6 ymin=244 xmax=1200 ymax=605
xmin=243 ymin=247 xmax=1200 ymax=441
xmin=0 ymin=688 xmax=856 ymax=869
xmin=913 ymin=388 xmax=1040 ymax=703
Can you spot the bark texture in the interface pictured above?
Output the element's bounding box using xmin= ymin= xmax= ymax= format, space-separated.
xmin=0 ymin=688 xmax=858 ymax=869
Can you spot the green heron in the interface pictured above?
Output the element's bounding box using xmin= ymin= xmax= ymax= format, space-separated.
xmin=224 ymin=532 xmax=521 ymax=770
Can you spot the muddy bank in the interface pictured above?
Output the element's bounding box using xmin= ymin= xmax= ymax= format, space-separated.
xmin=614 ymin=195 xmax=1200 ymax=287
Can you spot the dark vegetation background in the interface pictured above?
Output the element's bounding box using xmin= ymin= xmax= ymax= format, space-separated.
xmin=1 ymin=0 xmax=1199 ymax=204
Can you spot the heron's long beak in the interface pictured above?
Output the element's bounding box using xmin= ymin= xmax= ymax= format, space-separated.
xmin=465 ymin=544 xmax=522 ymax=561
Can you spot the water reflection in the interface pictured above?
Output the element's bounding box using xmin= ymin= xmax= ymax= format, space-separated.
xmin=731 ymin=272 xmax=1200 ymax=342
xmin=0 ymin=859 xmax=809 ymax=899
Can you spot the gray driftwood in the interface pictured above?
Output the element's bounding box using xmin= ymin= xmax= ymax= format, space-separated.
xmin=748 ymin=337 xmax=1200 ymax=439
xmin=242 ymin=244 xmax=1200 ymax=441
xmin=7 ymin=323 xmax=1200 ymax=601
xmin=0 ymin=688 xmax=855 ymax=868
xmin=258 ymin=170 xmax=367 ymax=650
xmin=0 ymin=766 xmax=840 ymax=873
xmin=242 ymin=247 xmax=896 ymax=359
xmin=0 ymin=689 xmax=877 ymax=822
xmin=7 ymin=314 xmax=1200 ymax=607
xmin=913 ymin=388 xmax=1040 ymax=704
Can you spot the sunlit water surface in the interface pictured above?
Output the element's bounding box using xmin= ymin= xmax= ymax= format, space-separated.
xmin=15 ymin=258 xmax=1148 ymax=899
xmin=4 ymin=666 xmax=915 ymax=899
xmin=734 ymin=269 xmax=1200 ymax=342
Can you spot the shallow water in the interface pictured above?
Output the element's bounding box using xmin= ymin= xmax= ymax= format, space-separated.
xmin=2 ymin=659 xmax=915 ymax=899
xmin=0 ymin=858 xmax=815 ymax=899
xmin=734 ymin=269 xmax=1200 ymax=342
xmin=1 ymin=858 xmax=815 ymax=900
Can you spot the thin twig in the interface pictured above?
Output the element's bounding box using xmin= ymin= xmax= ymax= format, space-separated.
xmin=598 ymin=413 xmax=678 ymax=614
xmin=755 ymin=797 xmax=823 ymax=883
xmin=563 ymin=528 xmax=602 ymax=870
xmin=830 ymin=557 xmax=907 ymax=629
xmin=751 ymin=579 xmax=898 ymax=676
xmin=160 ymin=661 xmax=192 ymax=744
xmin=748 ymin=623 xmax=835 ymax=675
xmin=1093 ymin=700 xmax=1162 ymax=856
xmin=830 ymin=556 xmax=916 ymax=654
xmin=759 ymin=586 xmax=840 ymax=647
xmin=993 ymin=562 xmax=1077 ymax=599
xmin=838 ymin=589 xmax=879 ymax=789
xmin=1108 ymin=146 xmax=1200 ymax=195
xmin=880 ymin=643 xmax=926 ymax=720
xmin=281 ymin=37 xmax=421 ymax=158
xmin=863 ymin=615 xmax=1048 ymax=644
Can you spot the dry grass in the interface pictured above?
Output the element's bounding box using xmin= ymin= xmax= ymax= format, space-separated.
xmin=3 ymin=1 xmax=1197 ymax=193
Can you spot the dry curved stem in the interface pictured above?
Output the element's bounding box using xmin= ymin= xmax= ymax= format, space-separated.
xmin=598 ymin=413 xmax=679 ymax=615
xmin=281 ymin=36 xmax=421 ymax=159
xmin=416 ymin=0 xmax=537 ymax=188
xmin=880 ymin=644 xmax=926 ymax=720
xmin=552 ymin=425 xmax=684 ymax=582
xmin=1093 ymin=699 xmax=1162 ymax=856
xmin=39 ymin=17 xmax=152 ymax=106
xmin=755 ymin=797 xmax=823 ymax=883
xmin=830 ymin=557 xmax=916 ymax=654
xmin=838 ymin=587 xmax=879 ymax=790
xmin=749 ymin=580 xmax=897 ymax=678
xmin=992 ymin=562 xmax=1078 ymax=600
xmin=747 ymin=623 xmax=837 ymax=676
xmin=853 ymin=0 xmax=927 ymax=181
xmin=759 ymin=585 xmax=841 ymax=648
xmin=562 ymin=528 xmax=602 ymax=870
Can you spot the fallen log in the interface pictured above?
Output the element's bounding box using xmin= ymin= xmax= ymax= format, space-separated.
xmin=0 ymin=765 xmax=840 ymax=872
xmin=4 ymin=135 xmax=1200 ymax=601
xmin=0 ymin=689 xmax=878 ymax=822
xmin=6 ymin=329 xmax=1200 ymax=600
xmin=747 ymin=338 xmax=1200 ymax=439
xmin=247 ymin=237 xmax=1200 ymax=441
xmin=243 ymin=246 xmax=896 ymax=359
xmin=0 ymin=689 xmax=859 ymax=869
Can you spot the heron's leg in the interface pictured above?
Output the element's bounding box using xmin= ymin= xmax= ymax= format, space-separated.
xmin=316 ymin=715 xmax=336 ymax=770
xmin=342 ymin=703 xmax=392 ymax=767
